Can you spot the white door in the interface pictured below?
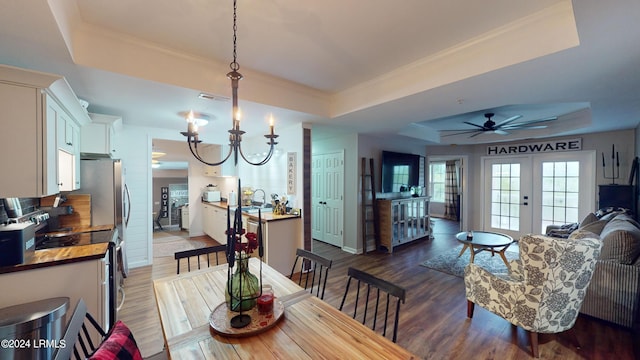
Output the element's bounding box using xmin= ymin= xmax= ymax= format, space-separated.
xmin=532 ymin=151 xmax=596 ymax=233
xmin=483 ymin=151 xmax=596 ymax=238
xmin=312 ymin=151 xmax=344 ymax=247
xmin=483 ymin=157 xmax=532 ymax=239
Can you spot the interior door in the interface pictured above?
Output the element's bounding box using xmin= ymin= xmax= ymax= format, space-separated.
xmin=311 ymin=151 xmax=344 ymax=247
xmin=483 ymin=157 xmax=532 ymax=239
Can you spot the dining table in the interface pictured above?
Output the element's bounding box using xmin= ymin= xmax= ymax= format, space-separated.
xmin=153 ymin=257 xmax=418 ymax=359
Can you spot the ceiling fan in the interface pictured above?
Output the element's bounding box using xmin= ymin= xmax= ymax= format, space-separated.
xmin=441 ymin=112 xmax=557 ymax=138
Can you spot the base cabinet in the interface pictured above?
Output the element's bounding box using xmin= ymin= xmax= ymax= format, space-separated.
xmin=0 ymin=258 xmax=109 ymax=331
xmin=377 ymin=196 xmax=431 ymax=253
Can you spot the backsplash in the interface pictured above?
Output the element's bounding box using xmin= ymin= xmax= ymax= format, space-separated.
xmin=0 ymin=198 xmax=38 ymax=223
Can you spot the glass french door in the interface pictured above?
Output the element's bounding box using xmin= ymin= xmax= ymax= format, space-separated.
xmin=483 ymin=157 xmax=532 ymax=239
xmin=483 ymin=151 xmax=595 ymax=238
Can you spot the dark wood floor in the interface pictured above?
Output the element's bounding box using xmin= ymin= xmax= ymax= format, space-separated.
xmin=120 ymin=219 xmax=637 ymax=359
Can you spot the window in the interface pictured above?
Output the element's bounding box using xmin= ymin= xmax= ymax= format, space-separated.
xmin=540 ymin=161 xmax=580 ymax=232
xmin=391 ymin=165 xmax=409 ymax=192
xmin=429 ymin=162 xmax=445 ymax=202
xmin=490 ymin=163 xmax=521 ymax=231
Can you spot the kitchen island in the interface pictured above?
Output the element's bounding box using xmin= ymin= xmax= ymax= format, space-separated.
xmin=202 ymin=201 xmax=301 ymax=275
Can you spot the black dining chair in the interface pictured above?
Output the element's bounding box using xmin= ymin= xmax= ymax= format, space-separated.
xmin=174 ymin=244 xmax=227 ymax=274
xmin=289 ymin=248 xmax=332 ymax=299
xmin=339 ymin=267 xmax=406 ymax=343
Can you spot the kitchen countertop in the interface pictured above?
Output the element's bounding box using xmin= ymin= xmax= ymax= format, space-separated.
xmin=0 ymin=225 xmax=115 ymax=275
xmin=202 ymin=201 xmax=301 ymax=222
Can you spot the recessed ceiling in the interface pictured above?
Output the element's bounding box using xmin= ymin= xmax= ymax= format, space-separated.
xmin=0 ymin=0 xmax=638 ymax=146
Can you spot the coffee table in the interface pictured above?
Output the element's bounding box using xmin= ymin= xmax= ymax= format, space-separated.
xmin=456 ymin=231 xmax=514 ymax=267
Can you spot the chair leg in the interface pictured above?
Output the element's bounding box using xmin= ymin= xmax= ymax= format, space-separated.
xmin=467 ymin=300 xmax=474 ymax=318
xmin=528 ymin=331 xmax=539 ymax=358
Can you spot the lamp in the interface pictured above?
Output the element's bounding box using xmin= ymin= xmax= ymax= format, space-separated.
xmin=181 ymin=0 xmax=278 ymax=166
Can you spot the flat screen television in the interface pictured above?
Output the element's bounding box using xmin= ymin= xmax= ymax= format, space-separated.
xmin=381 ymin=150 xmax=422 ymax=193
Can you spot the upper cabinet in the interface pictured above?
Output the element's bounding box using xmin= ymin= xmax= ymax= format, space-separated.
xmin=81 ymin=113 xmax=122 ymax=158
xmin=0 ymin=65 xmax=90 ymax=197
xmin=202 ymin=144 xmax=238 ymax=177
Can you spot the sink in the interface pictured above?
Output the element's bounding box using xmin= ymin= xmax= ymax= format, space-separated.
xmin=229 ymin=205 xmax=272 ymax=214
xmin=243 ymin=206 xmax=272 ymax=214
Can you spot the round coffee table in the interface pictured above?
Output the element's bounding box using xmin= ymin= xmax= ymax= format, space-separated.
xmin=456 ymin=231 xmax=514 ymax=266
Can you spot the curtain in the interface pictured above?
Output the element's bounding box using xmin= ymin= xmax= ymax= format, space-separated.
xmin=444 ymin=160 xmax=459 ymax=220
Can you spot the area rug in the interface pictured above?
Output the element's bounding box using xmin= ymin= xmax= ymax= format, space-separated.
xmin=421 ymin=244 xmax=519 ymax=278
xmin=153 ymin=240 xmax=196 ymax=258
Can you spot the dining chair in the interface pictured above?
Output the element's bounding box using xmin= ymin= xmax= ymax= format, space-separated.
xmin=54 ymin=298 xmax=143 ymax=360
xmin=174 ymin=244 xmax=227 ymax=274
xmin=339 ymin=267 xmax=406 ymax=343
xmin=289 ymin=248 xmax=333 ymax=299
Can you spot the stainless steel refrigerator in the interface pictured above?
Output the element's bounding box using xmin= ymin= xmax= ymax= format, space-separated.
xmin=75 ymin=158 xmax=131 ymax=324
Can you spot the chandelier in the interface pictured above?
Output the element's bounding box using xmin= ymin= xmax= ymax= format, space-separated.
xmin=181 ymin=0 xmax=278 ymax=166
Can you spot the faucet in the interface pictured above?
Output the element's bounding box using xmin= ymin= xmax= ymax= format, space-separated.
xmin=252 ymin=189 xmax=266 ymax=207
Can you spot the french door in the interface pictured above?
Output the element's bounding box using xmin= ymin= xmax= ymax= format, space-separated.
xmin=483 ymin=151 xmax=595 ymax=238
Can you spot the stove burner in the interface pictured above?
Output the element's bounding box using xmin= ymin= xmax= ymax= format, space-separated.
xmin=36 ymin=233 xmax=81 ymax=249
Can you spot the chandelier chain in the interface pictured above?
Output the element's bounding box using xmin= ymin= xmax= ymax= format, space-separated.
xmin=230 ymin=0 xmax=239 ymax=71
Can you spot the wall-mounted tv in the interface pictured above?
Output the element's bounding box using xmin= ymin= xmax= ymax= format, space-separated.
xmin=381 ymin=150 xmax=423 ymax=193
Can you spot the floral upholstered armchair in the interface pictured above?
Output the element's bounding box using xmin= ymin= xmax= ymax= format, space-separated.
xmin=464 ymin=233 xmax=602 ymax=358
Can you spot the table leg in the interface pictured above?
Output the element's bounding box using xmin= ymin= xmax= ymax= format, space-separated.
xmin=458 ymin=244 xmax=469 ymax=258
xmin=497 ymin=244 xmax=512 ymax=267
xmin=469 ymin=246 xmax=476 ymax=263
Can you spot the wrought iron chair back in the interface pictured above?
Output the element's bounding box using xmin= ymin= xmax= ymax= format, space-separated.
xmin=289 ymin=248 xmax=332 ymax=299
xmin=339 ymin=267 xmax=406 ymax=343
xmin=174 ymin=244 xmax=227 ymax=274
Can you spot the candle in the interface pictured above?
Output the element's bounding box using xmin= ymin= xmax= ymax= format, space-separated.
xmin=257 ymin=285 xmax=274 ymax=314
xmin=612 ymin=144 xmax=615 ymax=159
xmin=258 ymin=209 xmax=264 ymax=258
xmin=227 ymin=205 xmax=234 ymax=267
xmin=269 ymin=114 xmax=275 ymax=136
xmin=617 ymin=152 xmax=620 ymax=167
xmin=602 ymin=152 xmax=605 ymax=167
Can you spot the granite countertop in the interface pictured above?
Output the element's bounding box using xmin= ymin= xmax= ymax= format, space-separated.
xmin=202 ymin=201 xmax=301 ymax=222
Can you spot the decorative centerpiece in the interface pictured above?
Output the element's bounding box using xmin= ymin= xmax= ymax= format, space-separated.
xmin=225 ymin=229 xmax=259 ymax=311
xmin=225 ymin=179 xmax=265 ymax=329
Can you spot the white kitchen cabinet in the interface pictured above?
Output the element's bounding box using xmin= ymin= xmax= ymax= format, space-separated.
xmin=50 ymin=98 xmax=82 ymax=191
xmin=202 ymin=203 xmax=227 ymax=242
xmin=202 ymin=144 xmax=237 ymax=177
xmin=0 ymin=258 xmax=108 ymax=331
xmin=82 ymin=113 xmax=121 ymax=158
xmin=0 ymin=65 xmax=90 ymax=197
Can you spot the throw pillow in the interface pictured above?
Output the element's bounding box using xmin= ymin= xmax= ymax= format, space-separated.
xmin=578 ymin=219 xmax=609 ymax=235
xmin=89 ymin=321 xmax=143 ymax=360
xmin=599 ymin=220 xmax=640 ymax=264
xmin=579 ymin=213 xmax=599 ymax=227
xmin=568 ymin=229 xmax=599 ymax=241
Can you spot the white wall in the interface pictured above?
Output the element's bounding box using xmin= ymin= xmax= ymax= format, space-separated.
xmin=425 ymin=129 xmax=636 ymax=231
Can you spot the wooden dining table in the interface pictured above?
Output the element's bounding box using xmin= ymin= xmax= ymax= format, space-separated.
xmin=153 ymin=257 xmax=418 ymax=359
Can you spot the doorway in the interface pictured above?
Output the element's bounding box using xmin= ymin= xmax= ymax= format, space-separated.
xmin=482 ymin=151 xmax=596 ymax=238
xmin=428 ymin=156 xmax=467 ymax=232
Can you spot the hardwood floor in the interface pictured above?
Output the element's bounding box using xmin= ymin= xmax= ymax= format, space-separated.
xmin=119 ymin=220 xmax=636 ymax=359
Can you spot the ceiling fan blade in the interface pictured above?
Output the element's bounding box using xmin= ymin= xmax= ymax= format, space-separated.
xmin=502 ymin=125 xmax=548 ymax=130
xmin=440 ymin=129 xmax=482 ymax=137
xmin=494 ymin=129 xmax=509 ymax=135
xmin=469 ymin=131 xmax=484 ymax=138
xmin=503 ymin=116 xmax=558 ymax=129
xmin=495 ymin=115 xmax=523 ymax=128
xmin=463 ymin=121 xmax=486 ymax=130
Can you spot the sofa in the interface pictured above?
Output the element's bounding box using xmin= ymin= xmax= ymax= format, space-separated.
xmin=545 ymin=208 xmax=640 ymax=328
